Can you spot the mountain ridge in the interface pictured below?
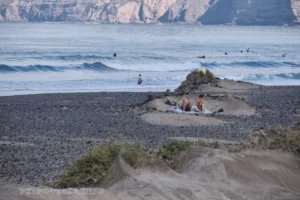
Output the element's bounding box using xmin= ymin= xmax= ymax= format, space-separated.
xmin=0 ymin=0 xmax=299 ymax=25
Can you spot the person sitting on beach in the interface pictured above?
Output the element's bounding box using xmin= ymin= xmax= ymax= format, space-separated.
xmin=137 ymin=74 xmax=142 ymax=85
xmin=195 ymin=94 xmax=205 ymax=112
xmin=178 ymin=97 xmax=192 ymax=112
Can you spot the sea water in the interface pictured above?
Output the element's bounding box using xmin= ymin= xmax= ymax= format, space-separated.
xmin=0 ymin=23 xmax=300 ymax=96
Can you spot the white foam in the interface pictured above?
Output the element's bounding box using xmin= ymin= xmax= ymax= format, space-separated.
xmin=104 ymin=61 xmax=198 ymax=72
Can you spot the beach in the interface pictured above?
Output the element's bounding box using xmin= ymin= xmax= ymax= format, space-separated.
xmin=1 ymin=23 xmax=300 ymax=200
xmin=1 ymin=83 xmax=300 ymax=188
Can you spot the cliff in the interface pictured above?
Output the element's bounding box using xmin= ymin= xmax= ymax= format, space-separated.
xmin=0 ymin=0 xmax=299 ymax=25
xmin=200 ymin=0 xmax=299 ymax=25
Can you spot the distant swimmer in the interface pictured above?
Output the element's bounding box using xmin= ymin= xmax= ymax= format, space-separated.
xmin=198 ymin=55 xmax=206 ymax=59
xmin=114 ymin=53 xmax=117 ymax=57
xmin=247 ymin=48 xmax=250 ymax=53
xmin=225 ymin=52 xmax=228 ymax=55
xmin=282 ymin=53 xmax=287 ymax=57
xmin=138 ymin=74 xmax=142 ymax=85
xmin=241 ymin=50 xmax=243 ymax=53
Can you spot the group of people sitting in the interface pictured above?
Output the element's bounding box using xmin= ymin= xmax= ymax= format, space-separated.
xmin=178 ymin=94 xmax=205 ymax=112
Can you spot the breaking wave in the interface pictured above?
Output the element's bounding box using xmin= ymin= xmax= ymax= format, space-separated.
xmin=201 ymin=61 xmax=300 ymax=69
xmin=0 ymin=62 xmax=116 ymax=72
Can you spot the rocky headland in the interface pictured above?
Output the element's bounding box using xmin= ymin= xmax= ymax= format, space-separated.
xmin=0 ymin=0 xmax=299 ymax=25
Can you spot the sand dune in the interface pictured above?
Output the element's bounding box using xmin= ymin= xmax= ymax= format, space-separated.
xmin=141 ymin=112 xmax=226 ymax=126
xmin=3 ymin=147 xmax=300 ymax=200
xmin=146 ymin=95 xmax=256 ymax=116
xmin=109 ymin=148 xmax=300 ymax=200
xmin=142 ymin=95 xmax=255 ymax=126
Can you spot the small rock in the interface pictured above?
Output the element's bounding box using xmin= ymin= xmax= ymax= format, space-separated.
xmin=165 ymin=89 xmax=171 ymax=96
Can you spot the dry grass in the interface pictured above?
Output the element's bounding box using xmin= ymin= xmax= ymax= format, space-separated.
xmin=248 ymin=124 xmax=300 ymax=155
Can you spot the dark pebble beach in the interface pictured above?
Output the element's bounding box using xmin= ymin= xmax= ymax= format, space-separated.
xmin=1 ymin=86 xmax=300 ymax=186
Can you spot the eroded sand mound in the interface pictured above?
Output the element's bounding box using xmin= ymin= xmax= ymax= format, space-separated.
xmin=3 ymin=147 xmax=300 ymax=200
xmin=110 ymin=148 xmax=300 ymax=200
xmin=142 ymin=95 xmax=255 ymax=126
xmin=141 ymin=112 xmax=226 ymax=126
xmin=146 ymin=95 xmax=256 ymax=116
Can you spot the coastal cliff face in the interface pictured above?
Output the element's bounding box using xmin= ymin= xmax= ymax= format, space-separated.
xmin=200 ymin=0 xmax=300 ymax=25
xmin=0 ymin=0 xmax=299 ymax=25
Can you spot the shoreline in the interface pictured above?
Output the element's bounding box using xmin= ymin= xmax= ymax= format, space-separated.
xmin=2 ymin=84 xmax=300 ymax=97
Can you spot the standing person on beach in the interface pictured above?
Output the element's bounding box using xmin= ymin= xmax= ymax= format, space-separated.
xmin=138 ymin=74 xmax=143 ymax=85
xmin=195 ymin=94 xmax=205 ymax=112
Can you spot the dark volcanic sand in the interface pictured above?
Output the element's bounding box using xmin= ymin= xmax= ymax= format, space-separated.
xmin=0 ymin=87 xmax=300 ymax=186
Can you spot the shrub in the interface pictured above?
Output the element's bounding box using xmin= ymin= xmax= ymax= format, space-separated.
xmin=49 ymin=140 xmax=120 ymax=189
xmin=156 ymin=140 xmax=194 ymax=169
xmin=196 ymin=140 xmax=206 ymax=147
xmin=213 ymin=140 xmax=222 ymax=149
xmin=228 ymin=143 xmax=247 ymax=153
xmin=249 ymin=125 xmax=300 ymax=155
xmin=122 ymin=144 xmax=144 ymax=168
xmin=233 ymin=95 xmax=248 ymax=102
xmin=175 ymin=69 xmax=217 ymax=93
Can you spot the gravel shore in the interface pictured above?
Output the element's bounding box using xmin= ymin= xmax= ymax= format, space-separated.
xmin=1 ymin=86 xmax=300 ymax=186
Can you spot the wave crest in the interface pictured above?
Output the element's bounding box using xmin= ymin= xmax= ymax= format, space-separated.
xmin=0 ymin=62 xmax=116 ymax=73
xmin=201 ymin=61 xmax=300 ymax=68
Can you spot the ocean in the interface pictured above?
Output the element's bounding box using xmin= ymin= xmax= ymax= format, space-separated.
xmin=0 ymin=23 xmax=300 ymax=96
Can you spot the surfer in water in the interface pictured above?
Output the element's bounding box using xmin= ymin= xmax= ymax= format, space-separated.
xmin=138 ymin=74 xmax=142 ymax=85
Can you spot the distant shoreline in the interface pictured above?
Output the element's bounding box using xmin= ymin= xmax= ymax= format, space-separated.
xmin=0 ymin=22 xmax=299 ymax=27
xmin=2 ymin=83 xmax=300 ymax=97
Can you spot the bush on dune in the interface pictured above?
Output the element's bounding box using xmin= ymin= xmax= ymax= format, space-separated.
xmin=249 ymin=123 xmax=300 ymax=155
xmin=175 ymin=69 xmax=217 ymax=94
xmin=49 ymin=140 xmax=120 ymax=189
xmin=156 ymin=140 xmax=209 ymax=169
xmin=121 ymin=144 xmax=145 ymax=168
xmin=48 ymin=123 xmax=300 ymax=189
xmin=48 ymin=139 xmax=209 ymax=189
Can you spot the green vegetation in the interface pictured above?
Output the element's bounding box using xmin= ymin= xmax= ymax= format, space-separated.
xmin=233 ymin=95 xmax=248 ymax=102
xmin=250 ymin=125 xmax=300 ymax=155
xmin=49 ymin=140 xmax=201 ymax=188
xmin=49 ymin=140 xmax=120 ymax=189
xmin=228 ymin=143 xmax=247 ymax=153
xmin=122 ymin=144 xmax=144 ymax=168
xmin=156 ymin=140 xmax=194 ymax=169
xmin=156 ymin=140 xmax=209 ymax=169
xmin=175 ymin=69 xmax=217 ymax=93
xmin=157 ymin=140 xmax=194 ymax=160
xmin=196 ymin=139 xmax=206 ymax=147
xmin=213 ymin=140 xmax=222 ymax=149
xmin=47 ymin=124 xmax=300 ymax=189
